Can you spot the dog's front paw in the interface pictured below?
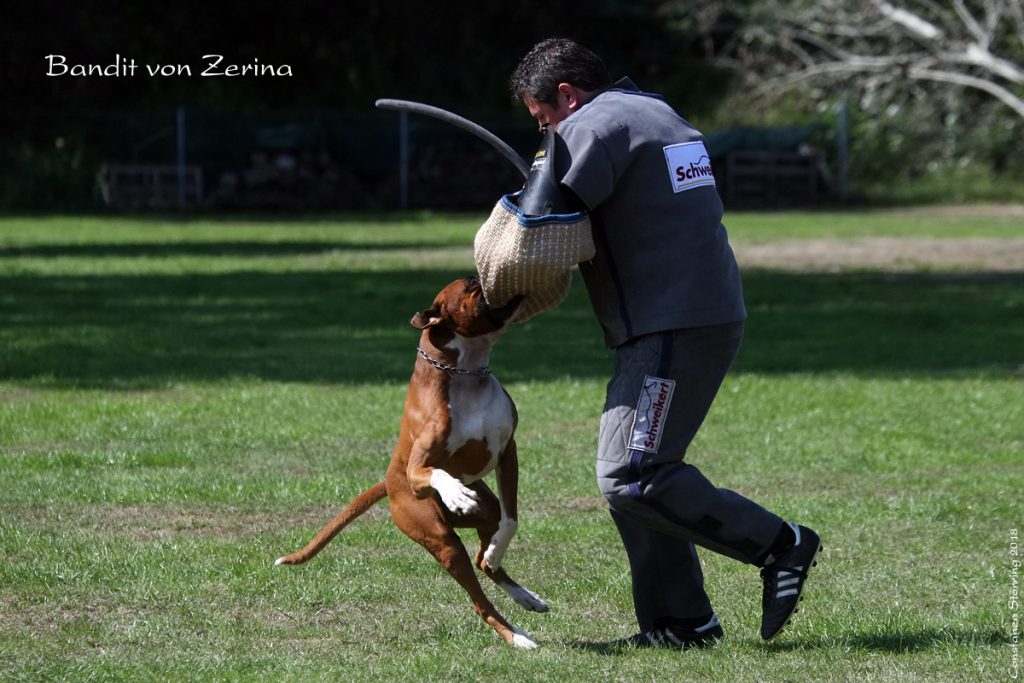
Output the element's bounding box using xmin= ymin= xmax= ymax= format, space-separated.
xmin=430 ymin=469 xmax=481 ymax=514
xmin=445 ymin=487 xmax=481 ymax=515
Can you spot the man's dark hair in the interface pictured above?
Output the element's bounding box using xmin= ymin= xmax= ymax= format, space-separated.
xmin=509 ymin=38 xmax=611 ymax=105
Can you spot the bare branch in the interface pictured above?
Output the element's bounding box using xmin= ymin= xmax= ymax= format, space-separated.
xmin=982 ymin=0 xmax=1005 ymax=38
xmin=873 ymin=0 xmax=943 ymax=40
xmin=711 ymin=0 xmax=1024 ymax=121
xmin=749 ymin=55 xmax=907 ymax=94
xmin=1007 ymin=0 xmax=1024 ymax=49
xmin=793 ymin=30 xmax=852 ymax=61
xmin=955 ymin=44 xmax=1024 ymax=85
xmin=951 ymin=0 xmax=990 ymax=46
xmin=909 ymin=66 xmax=1024 ymax=117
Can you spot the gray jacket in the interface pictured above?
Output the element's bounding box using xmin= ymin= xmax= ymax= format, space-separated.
xmin=555 ymin=78 xmax=746 ymax=347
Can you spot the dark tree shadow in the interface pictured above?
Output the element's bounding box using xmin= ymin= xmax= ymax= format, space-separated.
xmin=1 ymin=255 xmax=1021 ymax=387
xmin=762 ymin=626 xmax=1010 ymax=653
xmin=0 ymin=241 xmax=457 ymax=258
xmin=569 ymin=626 xmax=1010 ymax=655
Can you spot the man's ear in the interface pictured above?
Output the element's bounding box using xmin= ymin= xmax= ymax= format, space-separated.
xmin=410 ymin=305 xmax=442 ymax=329
xmin=557 ymin=82 xmax=579 ymax=109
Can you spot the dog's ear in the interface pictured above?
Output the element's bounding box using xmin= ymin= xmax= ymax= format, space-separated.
xmin=410 ymin=305 xmax=443 ymax=329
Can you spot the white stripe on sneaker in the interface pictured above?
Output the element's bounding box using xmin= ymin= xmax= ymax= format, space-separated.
xmin=695 ymin=615 xmax=721 ymax=633
xmin=788 ymin=521 xmax=802 ymax=547
xmin=664 ymin=630 xmax=683 ymax=646
xmin=776 ymin=588 xmax=800 ymax=598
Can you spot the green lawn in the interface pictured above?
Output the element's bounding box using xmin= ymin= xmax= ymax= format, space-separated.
xmin=1 ymin=210 xmax=1021 ymax=681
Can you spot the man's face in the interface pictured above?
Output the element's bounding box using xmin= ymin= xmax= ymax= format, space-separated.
xmin=522 ymin=95 xmax=572 ymax=132
xmin=522 ymin=81 xmax=593 ymax=132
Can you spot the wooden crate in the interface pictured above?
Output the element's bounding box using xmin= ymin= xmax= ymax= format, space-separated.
xmin=104 ymin=164 xmax=203 ymax=210
xmin=719 ymin=152 xmax=819 ymax=208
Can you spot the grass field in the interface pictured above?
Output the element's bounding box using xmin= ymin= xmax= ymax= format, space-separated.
xmin=1 ymin=209 xmax=1022 ymax=681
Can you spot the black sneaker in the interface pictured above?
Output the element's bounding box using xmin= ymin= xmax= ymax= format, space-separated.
xmin=621 ymin=614 xmax=724 ymax=649
xmin=760 ymin=523 xmax=821 ymax=640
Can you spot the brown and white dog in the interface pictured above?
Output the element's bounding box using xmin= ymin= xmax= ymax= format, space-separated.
xmin=275 ymin=276 xmax=548 ymax=648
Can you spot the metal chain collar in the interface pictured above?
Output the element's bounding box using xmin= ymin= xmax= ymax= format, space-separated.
xmin=416 ymin=347 xmax=491 ymax=377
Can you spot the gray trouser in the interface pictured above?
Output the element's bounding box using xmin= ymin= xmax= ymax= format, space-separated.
xmin=596 ymin=322 xmax=784 ymax=628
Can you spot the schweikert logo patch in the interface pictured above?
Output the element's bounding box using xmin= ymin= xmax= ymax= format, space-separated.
xmin=628 ymin=376 xmax=676 ymax=454
xmin=663 ymin=141 xmax=715 ymax=193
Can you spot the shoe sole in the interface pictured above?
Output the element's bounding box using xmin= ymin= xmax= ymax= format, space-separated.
xmin=763 ymin=540 xmax=822 ymax=641
xmin=615 ymin=636 xmax=723 ymax=650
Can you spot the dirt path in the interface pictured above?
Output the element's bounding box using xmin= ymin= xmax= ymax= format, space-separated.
xmin=734 ymin=236 xmax=1024 ymax=271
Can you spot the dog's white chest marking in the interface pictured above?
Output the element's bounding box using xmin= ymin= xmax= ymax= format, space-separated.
xmin=446 ymin=375 xmax=513 ymax=481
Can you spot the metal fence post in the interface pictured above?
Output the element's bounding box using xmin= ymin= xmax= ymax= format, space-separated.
xmin=837 ymin=97 xmax=849 ymax=205
xmin=176 ymin=106 xmax=186 ymax=212
xmin=399 ymin=110 xmax=409 ymax=209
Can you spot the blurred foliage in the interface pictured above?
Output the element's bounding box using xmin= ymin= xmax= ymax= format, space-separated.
xmin=704 ymin=74 xmax=1024 ymax=205
xmin=5 ymin=1 xmax=727 ymax=115
xmin=668 ymin=0 xmax=1024 ymax=204
xmin=3 ymin=1 xmax=1022 ymax=209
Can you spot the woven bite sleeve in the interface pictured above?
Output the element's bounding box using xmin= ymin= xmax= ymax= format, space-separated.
xmin=473 ymin=194 xmax=595 ymax=323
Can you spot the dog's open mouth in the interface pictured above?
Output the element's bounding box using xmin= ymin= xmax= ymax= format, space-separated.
xmin=483 ymin=293 xmax=526 ymax=327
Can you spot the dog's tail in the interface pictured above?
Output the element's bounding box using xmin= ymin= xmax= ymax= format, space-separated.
xmin=274 ymin=481 xmax=388 ymax=566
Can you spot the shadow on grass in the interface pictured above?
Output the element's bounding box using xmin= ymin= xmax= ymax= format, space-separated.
xmin=1 ymin=266 xmax=1021 ymax=387
xmin=569 ymin=626 xmax=1009 ymax=655
xmin=763 ymin=626 xmax=1010 ymax=653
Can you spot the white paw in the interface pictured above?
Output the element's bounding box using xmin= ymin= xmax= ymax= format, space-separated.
xmin=511 ymin=629 xmax=538 ymax=649
xmin=483 ymin=518 xmax=517 ymax=569
xmin=503 ymin=584 xmax=550 ymax=613
xmin=483 ymin=545 xmax=503 ymax=570
xmin=430 ymin=470 xmax=480 ymax=514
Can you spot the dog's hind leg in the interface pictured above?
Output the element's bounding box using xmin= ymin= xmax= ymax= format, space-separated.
xmin=452 ymin=481 xmax=551 ymax=614
xmin=390 ymin=493 xmax=538 ymax=649
xmin=476 ymin=550 xmax=550 ymax=613
xmin=473 ymin=533 xmax=550 ymax=613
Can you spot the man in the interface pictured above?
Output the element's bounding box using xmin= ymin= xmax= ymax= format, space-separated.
xmin=509 ymin=38 xmax=821 ymax=647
